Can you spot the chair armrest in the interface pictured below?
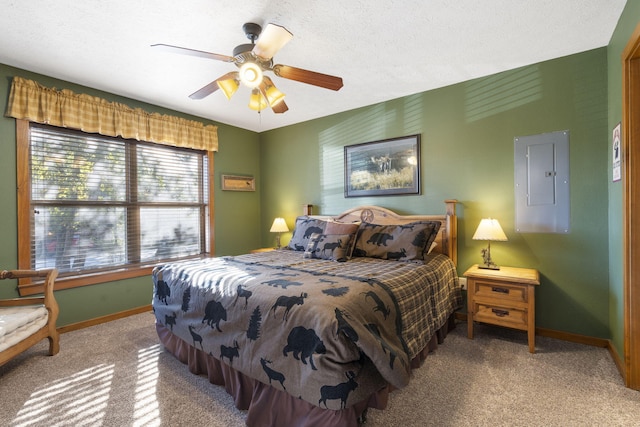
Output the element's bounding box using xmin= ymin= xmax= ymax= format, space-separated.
xmin=1 ymin=269 xmax=58 ymax=318
xmin=1 ymin=269 xmax=58 ymax=281
xmin=1 ymin=269 xmax=57 ymax=298
xmin=0 ymin=297 xmax=46 ymax=307
xmin=0 ymin=268 xmax=60 ymax=362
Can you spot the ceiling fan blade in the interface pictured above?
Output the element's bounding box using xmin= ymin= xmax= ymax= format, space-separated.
xmin=151 ymin=44 xmax=235 ymax=63
xmin=272 ymin=100 xmax=289 ymax=114
xmin=189 ymin=72 xmax=238 ymax=99
xmin=252 ymin=23 xmax=293 ymax=60
xmin=272 ymin=64 xmax=343 ymax=91
xmin=188 ymin=81 xmax=221 ymax=100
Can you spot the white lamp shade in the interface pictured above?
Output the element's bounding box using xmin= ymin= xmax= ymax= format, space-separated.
xmin=270 ymin=217 xmax=289 ymax=233
xmin=472 ymin=218 xmax=508 ymax=241
xmin=252 ymin=24 xmax=293 ymax=60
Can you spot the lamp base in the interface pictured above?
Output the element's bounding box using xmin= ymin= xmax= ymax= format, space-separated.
xmin=479 ymin=244 xmax=500 ymax=270
xmin=478 ymin=264 xmax=500 ymax=270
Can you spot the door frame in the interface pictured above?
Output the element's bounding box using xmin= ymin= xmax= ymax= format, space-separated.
xmin=622 ymin=22 xmax=640 ymax=390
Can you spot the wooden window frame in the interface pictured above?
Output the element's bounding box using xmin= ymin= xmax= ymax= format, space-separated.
xmin=16 ymin=119 xmax=215 ymax=295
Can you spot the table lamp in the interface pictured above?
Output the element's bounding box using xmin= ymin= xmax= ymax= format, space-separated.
xmin=270 ymin=217 xmax=289 ymax=249
xmin=472 ymin=218 xmax=508 ymax=270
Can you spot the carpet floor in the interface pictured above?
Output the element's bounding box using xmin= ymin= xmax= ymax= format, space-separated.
xmin=1 ymin=312 xmax=638 ymax=426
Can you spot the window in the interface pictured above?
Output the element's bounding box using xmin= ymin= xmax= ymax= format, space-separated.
xmin=17 ymin=121 xmax=212 ymax=291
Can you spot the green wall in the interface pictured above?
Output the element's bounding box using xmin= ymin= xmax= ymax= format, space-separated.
xmin=0 ymin=64 xmax=262 ymax=326
xmin=260 ymin=48 xmax=611 ymax=338
xmin=607 ymin=0 xmax=640 ymax=358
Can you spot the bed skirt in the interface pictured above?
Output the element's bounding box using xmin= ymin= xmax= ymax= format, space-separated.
xmin=156 ymin=315 xmax=456 ymax=427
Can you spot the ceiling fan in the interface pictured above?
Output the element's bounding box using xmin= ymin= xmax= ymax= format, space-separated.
xmin=152 ymin=22 xmax=344 ymax=114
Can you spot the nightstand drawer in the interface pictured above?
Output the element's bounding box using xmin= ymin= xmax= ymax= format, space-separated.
xmin=473 ymin=280 xmax=528 ymax=303
xmin=474 ymin=303 xmax=527 ymax=329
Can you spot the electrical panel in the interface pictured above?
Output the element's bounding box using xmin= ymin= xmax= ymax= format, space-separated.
xmin=514 ymin=131 xmax=570 ymax=233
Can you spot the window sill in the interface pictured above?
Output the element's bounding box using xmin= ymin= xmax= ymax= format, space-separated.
xmin=19 ymin=265 xmax=155 ymax=296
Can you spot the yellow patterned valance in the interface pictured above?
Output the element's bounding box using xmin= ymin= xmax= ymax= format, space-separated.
xmin=6 ymin=76 xmax=218 ymax=152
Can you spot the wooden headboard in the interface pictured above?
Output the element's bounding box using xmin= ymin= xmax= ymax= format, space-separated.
xmin=311 ymin=199 xmax=458 ymax=266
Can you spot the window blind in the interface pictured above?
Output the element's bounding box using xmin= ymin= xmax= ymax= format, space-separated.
xmin=30 ymin=124 xmax=209 ymax=275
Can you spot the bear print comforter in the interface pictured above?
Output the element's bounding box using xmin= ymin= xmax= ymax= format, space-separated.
xmin=152 ymin=250 xmax=462 ymax=410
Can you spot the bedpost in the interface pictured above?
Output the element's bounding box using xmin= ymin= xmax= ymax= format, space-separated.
xmin=303 ymin=204 xmax=313 ymax=215
xmin=444 ymin=199 xmax=458 ymax=266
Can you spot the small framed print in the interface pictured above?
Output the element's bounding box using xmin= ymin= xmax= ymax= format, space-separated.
xmin=221 ymin=174 xmax=255 ymax=191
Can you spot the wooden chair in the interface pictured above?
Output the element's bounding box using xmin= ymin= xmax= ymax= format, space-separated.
xmin=0 ymin=268 xmax=60 ymax=366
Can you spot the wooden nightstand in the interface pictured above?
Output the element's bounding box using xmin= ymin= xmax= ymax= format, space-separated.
xmin=464 ymin=264 xmax=540 ymax=353
xmin=250 ymin=247 xmax=276 ymax=254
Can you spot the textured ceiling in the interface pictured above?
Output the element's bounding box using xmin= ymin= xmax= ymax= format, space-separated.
xmin=0 ymin=0 xmax=628 ymax=133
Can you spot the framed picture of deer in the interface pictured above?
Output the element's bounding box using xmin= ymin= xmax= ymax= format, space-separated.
xmin=344 ymin=134 xmax=421 ymax=197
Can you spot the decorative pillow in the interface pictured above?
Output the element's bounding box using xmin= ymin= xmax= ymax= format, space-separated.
xmin=288 ymin=217 xmax=328 ymax=251
xmin=303 ymin=233 xmax=354 ymax=262
xmin=325 ymin=221 xmax=360 ymax=259
xmin=353 ymin=220 xmax=441 ymax=261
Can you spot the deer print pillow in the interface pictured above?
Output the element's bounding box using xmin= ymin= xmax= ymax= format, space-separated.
xmin=303 ymin=233 xmax=354 ymax=262
xmin=324 ymin=220 xmax=360 ymax=259
xmin=353 ymin=220 xmax=441 ymax=261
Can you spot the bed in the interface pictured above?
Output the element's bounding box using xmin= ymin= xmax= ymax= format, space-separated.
xmin=152 ymin=200 xmax=462 ymax=426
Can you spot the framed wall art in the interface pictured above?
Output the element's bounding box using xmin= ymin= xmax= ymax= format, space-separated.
xmin=344 ymin=134 xmax=421 ymax=197
xmin=221 ymin=174 xmax=255 ymax=191
xmin=613 ymin=122 xmax=621 ymax=182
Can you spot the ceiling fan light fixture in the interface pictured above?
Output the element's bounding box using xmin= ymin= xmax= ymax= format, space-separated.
xmin=217 ymin=76 xmax=240 ymax=100
xmin=252 ymin=23 xmax=293 ymax=60
xmin=248 ymin=89 xmax=267 ymax=111
xmin=261 ymin=77 xmax=285 ymax=106
xmin=239 ymin=62 xmax=263 ymax=88
xmin=265 ymin=85 xmax=285 ymax=106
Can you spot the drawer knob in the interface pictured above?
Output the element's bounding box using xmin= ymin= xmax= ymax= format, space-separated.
xmin=492 ymin=308 xmax=509 ymax=317
xmin=492 ymin=287 xmax=509 ymax=294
